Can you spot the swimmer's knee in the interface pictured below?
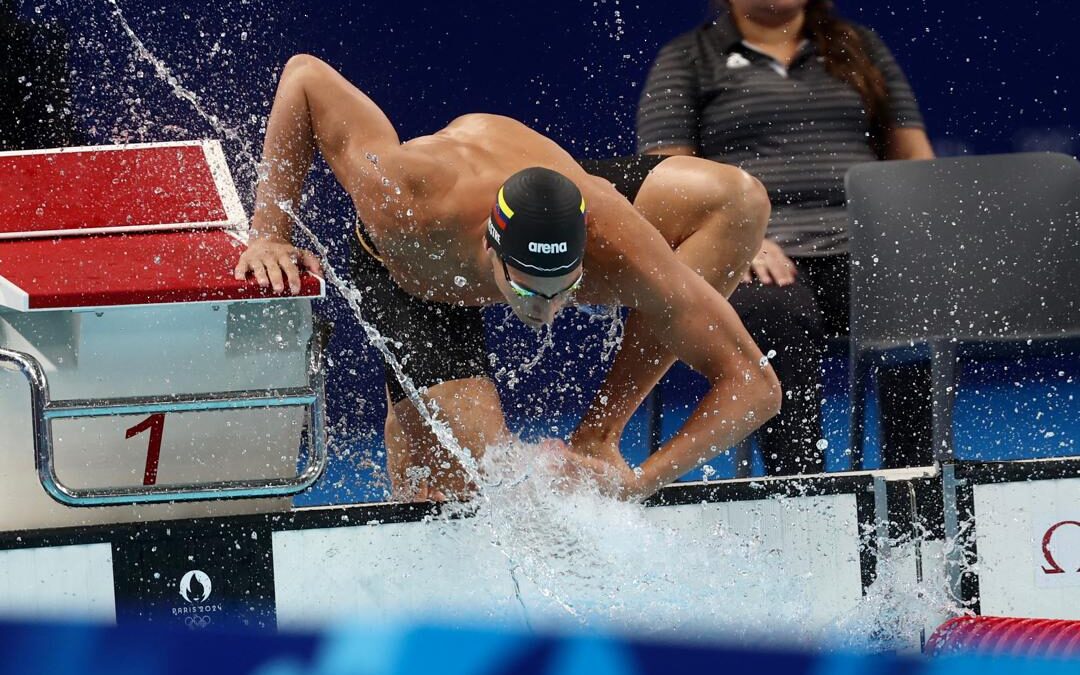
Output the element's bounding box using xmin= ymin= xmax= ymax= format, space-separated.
xmin=282 ymin=54 xmax=337 ymax=84
xmin=286 ymin=53 xmax=328 ymax=69
xmin=283 ymin=53 xmax=316 ymax=75
xmin=703 ymin=165 xmax=769 ymax=245
xmin=737 ymin=171 xmax=771 ymax=232
xmin=655 ymin=157 xmax=769 ymax=224
xmin=696 ymin=161 xmax=769 ymax=227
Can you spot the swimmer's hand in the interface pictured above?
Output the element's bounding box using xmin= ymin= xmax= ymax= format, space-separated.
xmin=544 ymin=439 xmax=642 ymax=500
xmin=234 ymin=236 xmax=323 ymax=294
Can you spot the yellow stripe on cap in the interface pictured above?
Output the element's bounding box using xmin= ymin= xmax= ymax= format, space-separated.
xmin=497 ymin=187 xmax=515 ymax=218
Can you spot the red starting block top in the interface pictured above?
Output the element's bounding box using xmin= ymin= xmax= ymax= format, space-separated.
xmin=0 ymin=142 xmax=323 ymax=311
xmin=0 ymin=141 xmax=245 ymax=239
xmin=0 ymin=229 xmax=323 ymax=311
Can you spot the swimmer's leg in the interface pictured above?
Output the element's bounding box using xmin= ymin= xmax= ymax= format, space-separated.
xmin=388 ymin=377 xmax=510 ymax=501
xmin=573 ymin=156 xmax=769 ymax=455
xmin=635 ymin=156 xmax=768 ymax=296
xmin=385 ymin=389 xmax=428 ymax=501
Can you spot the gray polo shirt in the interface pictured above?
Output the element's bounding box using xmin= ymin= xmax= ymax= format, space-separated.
xmin=637 ymin=14 xmax=925 ymax=257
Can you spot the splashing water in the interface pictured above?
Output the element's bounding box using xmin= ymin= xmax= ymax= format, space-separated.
xmin=441 ymin=440 xmax=960 ymax=647
xmin=591 ymin=304 xmax=626 ymax=363
xmin=106 ymin=1 xmax=239 ymax=144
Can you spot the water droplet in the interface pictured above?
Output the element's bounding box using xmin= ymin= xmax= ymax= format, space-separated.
xmin=815 ymin=439 xmax=829 ymax=451
xmin=454 ymin=275 xmax=468 ymax=287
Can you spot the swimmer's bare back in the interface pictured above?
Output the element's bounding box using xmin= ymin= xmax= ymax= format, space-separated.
xmin=239 ymin=54 xmax=645 ymax=307
xmin=238 ymin=54 xmax=782 ymax=498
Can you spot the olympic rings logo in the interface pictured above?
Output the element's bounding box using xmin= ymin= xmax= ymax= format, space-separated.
xmin=184 ymin=615 xmax=212 ymax=629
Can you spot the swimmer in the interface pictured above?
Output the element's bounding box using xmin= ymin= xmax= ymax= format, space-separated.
xmin=235 ymin=55 xmax=780 ymax=501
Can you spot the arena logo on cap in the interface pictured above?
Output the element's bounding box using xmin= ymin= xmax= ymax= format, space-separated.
xmin=529 ymin=241 xmax=568 ymax=254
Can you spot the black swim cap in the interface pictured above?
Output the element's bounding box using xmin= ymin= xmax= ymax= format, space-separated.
xmin=485 ymin=167 xmax=586 ymax=277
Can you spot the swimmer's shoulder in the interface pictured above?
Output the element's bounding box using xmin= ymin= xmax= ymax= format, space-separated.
xmin=362 ymin=143 xmax=459 ymax=206
xmin=443 ymin=113 xmax=528 ymax=132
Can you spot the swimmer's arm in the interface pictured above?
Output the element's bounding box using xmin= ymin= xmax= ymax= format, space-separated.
xmin=580 ymin=194 xmax=781 ymax=498
xmin=633 ymin=255 xmax=781 ymax=498
xmin=249 ymin=54 xmax=401 ymax=239
xmin=237 ymin=54 xmax=401 ymax=291
xmin=644 ymin=288 xmax=780 ymax=496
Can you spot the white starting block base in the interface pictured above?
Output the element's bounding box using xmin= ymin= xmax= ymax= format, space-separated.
xmin=0 ymin=300 xmax=313 ymax=530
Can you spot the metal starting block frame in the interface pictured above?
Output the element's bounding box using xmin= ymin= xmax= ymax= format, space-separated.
xmin=0 ymin=339 xmax=326 ymax=506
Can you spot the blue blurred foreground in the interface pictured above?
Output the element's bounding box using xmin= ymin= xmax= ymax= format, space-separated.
xmin=2 ymin=618 xmax=1080 ymax=675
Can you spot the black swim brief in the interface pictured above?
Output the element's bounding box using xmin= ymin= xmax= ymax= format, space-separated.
xmin=353 ymin=155 xmax=664 ymax=405
xmin=579 ymin=154 xmax=665 ymax=203
xmin=350 ymin=221 xmax=490 ymax=405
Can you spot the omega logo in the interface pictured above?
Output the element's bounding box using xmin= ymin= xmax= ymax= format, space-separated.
xmin=1040 ymin=520 xmax=1080 ymax=574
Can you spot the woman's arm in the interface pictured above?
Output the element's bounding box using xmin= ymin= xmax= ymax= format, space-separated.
xmin=858 ymin=28 xmax=936 ymax=162
xmin=886 ymin=126 xmax=935 ymax=160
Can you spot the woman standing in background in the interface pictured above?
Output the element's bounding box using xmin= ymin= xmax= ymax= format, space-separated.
xmin=637 ymin=0 xmax=935 ymax=474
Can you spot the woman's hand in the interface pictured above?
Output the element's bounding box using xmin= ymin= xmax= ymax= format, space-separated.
xmin=234 ymin=236 xmax=322 ymax=294
xmin=743 ymin=238 xmax=796 ymax=286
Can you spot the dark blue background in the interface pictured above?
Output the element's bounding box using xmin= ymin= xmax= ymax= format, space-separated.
xmin=13 ymin=0 xmax=1079 ymax=502
xmin=40 ymin=1 xmax=1080 ymax=157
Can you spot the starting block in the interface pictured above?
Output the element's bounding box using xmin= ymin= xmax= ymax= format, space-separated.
xmin=0 ymin=141 xmax=327 ymax=531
